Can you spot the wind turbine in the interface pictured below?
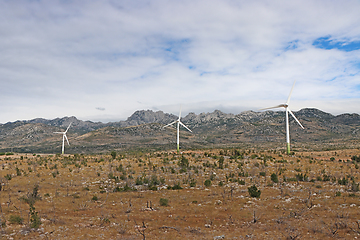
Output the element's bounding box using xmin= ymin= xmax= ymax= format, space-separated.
xmin=54 ymin=123 xmax=72 ymax=154
xmin=261 ymin=81 xmax=304 ymax=154
xmin=163 ymin=107 xmax=192 ymax=154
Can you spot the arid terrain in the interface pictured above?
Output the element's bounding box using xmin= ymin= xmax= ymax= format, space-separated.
xmin=1 ymin=147 xmax=360 ymax=239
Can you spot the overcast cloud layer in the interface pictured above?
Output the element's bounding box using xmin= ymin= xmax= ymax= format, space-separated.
xmin=1 ymin=0 xmax=359 ymax=123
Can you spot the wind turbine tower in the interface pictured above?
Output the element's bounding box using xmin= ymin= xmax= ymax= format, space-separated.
xmin=54 ymin=123 xmax=72 ymax=154
xmin=164 ymin=107 xmax=192 ymax=154
xmin=261 ymin=81 xmax=304 ymax=154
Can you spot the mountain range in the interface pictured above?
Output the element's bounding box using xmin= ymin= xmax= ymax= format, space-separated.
xmin=0 ymin=108 xmax=359 ymax=154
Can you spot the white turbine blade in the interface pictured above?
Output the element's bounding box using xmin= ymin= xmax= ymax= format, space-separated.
xmin=163 ymin=121 xmax=177 ymax=128
xmin=65 ymin=122 xmax=72 ymax=133
xmin=288 ymin=108 xmax=304 ymax=129
xmin=286 ymin=80 xmax=296 ymax=105
xmin=179 ymin=121 xmax=192 ymax=132
xmin=53 ymin=132 xmax=64 ymax=134
xmin=260 ymin=104 xmax=285 ymax=111
xmin=64 ymin=134 xmax=70 ymax=146
xmin=178 ymin=106 xmax=182 ymax=120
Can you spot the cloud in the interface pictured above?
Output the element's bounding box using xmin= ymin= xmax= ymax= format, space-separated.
xmin=0 ymin=0 xmax=359 ymax=123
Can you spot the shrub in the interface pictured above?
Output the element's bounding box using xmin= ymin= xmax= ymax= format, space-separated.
xmin=29 ymin=206 xmax=41 ymax=229
xmin=91 ymin=195 xmax=98 ymax=201
xmin=135 ymin=177 xmax=143 ymax=185
xmin=322 ymin=174 xmax=330 ymax=182
xmin=271 ymin=173 xmax=279 ymax=183
xmin=159 ymin=198 xmax=169 ymax=206
xmin=9 ymin=215 xmax=23 ymax=225
xmin=110 ymin=151 xmax=117 ymax=160
xmin=259 ymin=171 xmax=266 ymax=177
xmin=204 ymin=179 xmax=211 ymax=187
xmin=178 ymin=155 xmax=189 ymax=168
xmin=338 ymin=177 xmax=348 ymax=185
xmin=189 ymin=179 xmax=197 ymax=187
xmin=238 ymin=179 xmax=245 ymax=185
xmin=351 ymin=181 xmax=359 ymax=192
xmin=248 ymin=185 xmax=261 ymax=198
xmin=171 ymin=183 xmax=183 ymax=190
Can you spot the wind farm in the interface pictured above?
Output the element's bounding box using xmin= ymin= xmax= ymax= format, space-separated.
xmin=0 ymin=106 xmax=360 ymax=239
xmin=1 ymin=0 xmax=360 ymax=239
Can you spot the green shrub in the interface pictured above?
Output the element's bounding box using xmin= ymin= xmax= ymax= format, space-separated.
xmin=271 ymin=173 xmax=279 ymax=183
xmin=248 ymin=184 xmax=261 ymax=198
xmin=9 ymin=215 xmax=23 ymax=225
xmin=91 ymin=195 xmax=98 ymax=201
xmin=159 ymin=198 xmax=169 ymax=206
xmin=29 ymin=206 xmax=41 ymax=229
xmin=170 ymin=183 xmax=183 ymax=190
xmin=238 ymin=179 xmax=245 ymax=185
xmin=338 ymin=177 xmax=348 ymax=185
xmin=189 ymin=179 xmax=197 ymax=187
xmin=204 ymin=179 xmax=211 ymax=187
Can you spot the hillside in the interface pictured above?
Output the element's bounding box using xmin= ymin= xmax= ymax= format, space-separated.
xmin=0 ymin=108 xmax=359 ymax=153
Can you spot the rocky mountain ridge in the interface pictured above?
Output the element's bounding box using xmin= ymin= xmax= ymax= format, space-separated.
xmin=0 ymin=108 xmax=359 ymax=153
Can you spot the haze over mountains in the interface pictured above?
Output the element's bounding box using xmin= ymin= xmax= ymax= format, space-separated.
xmin=0 ymin=108 xmax=359 ymax=154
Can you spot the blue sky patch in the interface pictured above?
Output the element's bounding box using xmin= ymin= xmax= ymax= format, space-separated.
xmin=284 ymin=40 xmax=299 ymax=51
xmin=313 ymin=36 xmax=360 ymax=52
xmin=162 ymin=38 xmax=191 ymax=61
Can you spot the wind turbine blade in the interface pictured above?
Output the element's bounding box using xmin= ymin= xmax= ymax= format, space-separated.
xmin=286 ymin=80 xmax=296 ymax=105
xmin=64 ymin=134 xmax=70 ymax=146
xmin=260 ymin=104 xmax=285 ymax=111
xmin=179 ymin=121 xmax=192 ymax=132
xmin=288 ymin=108 xmax=304 ymax=129
xmin=163 ymin=121 xmax=177 ymax=128
xmin=178 ymin=106 xmax=182 ymax=120
xmin=53 ymin=132 xmax=63 ymax=134
xmin=65 ymin=122 xmax=72 ymax=133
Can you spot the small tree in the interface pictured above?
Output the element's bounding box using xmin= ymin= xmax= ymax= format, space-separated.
xmin=248 ymin=184 xmax=261 ymax=198
xmin=20 ymin=184 xmax=41 ymax=229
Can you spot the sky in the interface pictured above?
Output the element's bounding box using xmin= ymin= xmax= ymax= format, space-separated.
xmin=1 ymin=0 xmax=360 ymax=123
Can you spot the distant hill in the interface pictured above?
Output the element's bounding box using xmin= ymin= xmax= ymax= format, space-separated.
xmin=0 ymin=108 xmax=359 ymax=154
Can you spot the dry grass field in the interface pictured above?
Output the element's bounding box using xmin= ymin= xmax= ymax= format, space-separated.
xmin=1 ymin=147 xmax=360 ymax=239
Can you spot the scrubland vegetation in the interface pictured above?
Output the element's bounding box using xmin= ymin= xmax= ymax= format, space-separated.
xmin=0 ymin=147 xmax=360 ymax=239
